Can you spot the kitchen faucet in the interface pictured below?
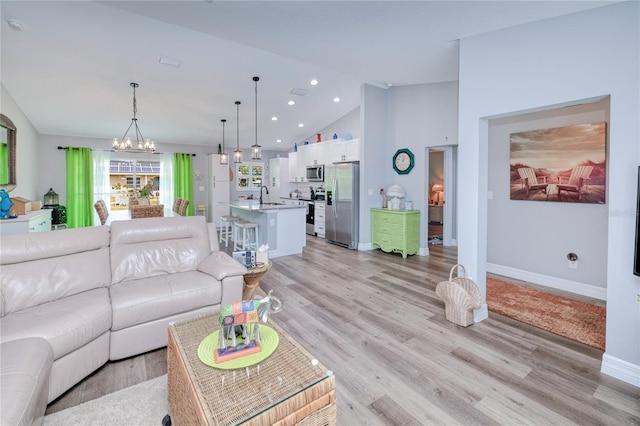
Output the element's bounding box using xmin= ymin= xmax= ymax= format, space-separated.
xmin=259 ymin=185 xmax=269 ymax=205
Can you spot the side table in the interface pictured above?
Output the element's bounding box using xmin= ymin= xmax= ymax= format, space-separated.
xmin=243 ymin=261 xmax=272 ymax=299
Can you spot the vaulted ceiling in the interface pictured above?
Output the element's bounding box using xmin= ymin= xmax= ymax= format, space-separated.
xmin=1 ymin=1 xmax=616 ymax=152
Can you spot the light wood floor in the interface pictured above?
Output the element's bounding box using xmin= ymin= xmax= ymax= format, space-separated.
xmin=46 ymin=236 xmax=638 ymax=424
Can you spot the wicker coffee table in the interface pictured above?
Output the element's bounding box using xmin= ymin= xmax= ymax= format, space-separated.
xmin=167 ymin=312 xmax=336 ymax=425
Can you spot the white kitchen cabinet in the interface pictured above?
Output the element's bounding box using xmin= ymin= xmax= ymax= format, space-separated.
xmin=0 ymin=209 xmax=52 ymax=235
xmin=289 ymin=139 xmax=360 ymax=181
xmin=327 ymin=139 xmax=360 ymax=163
xmin=268 ymin=157 xmax=292 ymax=201
xmin=314 ymin=201 xmax=326 ymax=238
xmin=295 ymin=149 xmax=307 ymax=182
xmin=288 ymin=152 xmax=299 ymax=182
xmin=281 ymin=198 xmax=304 ymax=206
xmin=208 ymin=154 xmax=231 ymax=225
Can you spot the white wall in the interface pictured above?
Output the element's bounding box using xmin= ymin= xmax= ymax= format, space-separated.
xmin=359 ymin=84 xmax=389 ymax=247
xmin=458 ymin=2 xmax=639 ymax=386
xmin=385 ymin=82 xmax=459 ymax=251
xmin=1 ymin=84 xmax=40 ymax=200
xmin=487 ymin=99 xmax=609 ymax=297
xmin=298 ymin=107 xmax=360 ymax=147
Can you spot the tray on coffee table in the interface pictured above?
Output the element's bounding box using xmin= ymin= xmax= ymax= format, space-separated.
xmin=167 ymin=312 xmax=336 ymax=425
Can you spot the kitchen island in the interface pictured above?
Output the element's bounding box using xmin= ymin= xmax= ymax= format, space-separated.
xmin=222 ymin=201 xmax=306 ymax=258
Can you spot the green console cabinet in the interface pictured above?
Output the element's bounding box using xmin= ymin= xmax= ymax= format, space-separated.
xmin=371 ymin=208 xmax=420 ymax=258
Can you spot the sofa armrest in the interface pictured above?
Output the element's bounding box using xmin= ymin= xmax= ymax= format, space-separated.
xmin=198 ymin=251 xmax=247 ymax=281
xmin=1 ymin=338 xmax=53 ymax=426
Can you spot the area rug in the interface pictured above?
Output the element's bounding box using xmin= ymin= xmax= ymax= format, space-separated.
xmin=486 ymin=278 xmax=606 ymax=350
xmin=44 ymin=375 xmax=167 ymax=426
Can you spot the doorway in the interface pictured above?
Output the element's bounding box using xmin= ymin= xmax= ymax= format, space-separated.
xmin=426 ymin=146 xmax=456 ymax=247
xmin=428 ymin=150 xmax=444 ymax=245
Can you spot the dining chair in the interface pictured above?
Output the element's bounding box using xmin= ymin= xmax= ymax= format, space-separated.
xmin=172 ymin=197 xmax=183 ymax=213
xmin=131 ymin=204 xmax=165 ymax=219
xmin=94 ymin=200 xmax=109 ymax=225
xmin=179 ymin=199 xmax=189 ymax=216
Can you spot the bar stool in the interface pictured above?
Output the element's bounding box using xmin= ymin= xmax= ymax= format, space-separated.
xmin=218 ymin=215 xmax=239 ymax=248
xmin=233 ymin=220 xmax=259 ymax=251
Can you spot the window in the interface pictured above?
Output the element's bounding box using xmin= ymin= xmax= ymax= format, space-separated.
xmin=109 ymin=160 xmax=161 ymax=210
xmin=236 ymin=162 xmax=263 ymax=191
xmin=126 ymin=177 xmax=141 ymax=187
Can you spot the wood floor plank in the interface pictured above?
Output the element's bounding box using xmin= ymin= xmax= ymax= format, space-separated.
xmin=47 ymin=235 xmax=638 ymax=425
xmin=475 ymin=388 xmax=577 ymax=425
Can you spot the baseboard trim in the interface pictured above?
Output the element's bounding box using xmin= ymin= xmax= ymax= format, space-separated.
xmin=473 ymin=303 xmax=489 ymax=323
xmin=359 ymin=242 xmax=372 ymax=251
xmin=601 ymin=353 xmax=640 ymax=388
xmin=486 ymin=263 xmax=607 ymax=301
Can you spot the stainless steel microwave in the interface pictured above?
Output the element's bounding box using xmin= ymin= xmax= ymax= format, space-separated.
xmin=306 ymin=165 xmax=324 ymax=182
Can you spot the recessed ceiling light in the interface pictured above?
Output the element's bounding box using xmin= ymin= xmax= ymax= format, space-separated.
xmin=276 ymin=139 xmax=282 ymax=143
xmin=298 ymin=123 xmax=304 ymax=128
xmin=333 ymin=97 xmax=341 ymax=103
xmin=287 ymin=100 xmax=295 ymax=106
xmin=271 ymin=116 xmax=278 ymax=121
xmin=310 ymin=79 xmax=318 ymax=86
xmin=7 ymin=19 xmax=24 ymax=31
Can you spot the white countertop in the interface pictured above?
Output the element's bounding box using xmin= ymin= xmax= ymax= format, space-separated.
xmin=223 ymin=201 xmax=304 ymax=211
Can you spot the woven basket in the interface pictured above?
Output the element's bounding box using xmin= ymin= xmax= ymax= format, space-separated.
xmin=435 ymin=264 xmax=483 ymax=327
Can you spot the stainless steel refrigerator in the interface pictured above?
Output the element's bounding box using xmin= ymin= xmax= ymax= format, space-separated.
xmin=325 ymin=162 xmax=359 ymax=249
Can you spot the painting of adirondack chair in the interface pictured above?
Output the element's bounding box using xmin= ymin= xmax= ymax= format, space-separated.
xmin=556 ymin=165 xmax=593 ymax=200
xmin=517 ymin=167 xmax=548 ymax=197
xmin=510 ymin=121 xmax=606 ymax=204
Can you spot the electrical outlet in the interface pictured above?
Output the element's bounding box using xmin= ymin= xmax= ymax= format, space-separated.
xmin=568 ymin=260 xmax=578 ymax=269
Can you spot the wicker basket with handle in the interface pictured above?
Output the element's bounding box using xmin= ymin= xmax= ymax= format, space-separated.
xmin=435 ymin=264 xmax=483 ymax=327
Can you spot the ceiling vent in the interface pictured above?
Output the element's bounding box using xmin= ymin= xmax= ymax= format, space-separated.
xmin=158 ymin=57 xmax=181 ymax=67
xmin=290 ymin=88 xmax=308 ymax=96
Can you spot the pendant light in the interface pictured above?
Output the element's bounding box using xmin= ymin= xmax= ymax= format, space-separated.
xmin=251 ymin=76 xmax=262 ymax=160
xmin=219 ymin=119 xmax=228 ymax=165
xmin=233 ymin=101 xmax=243 ymax=163
xmin=112 ymin=82 xmax=156 ymax=153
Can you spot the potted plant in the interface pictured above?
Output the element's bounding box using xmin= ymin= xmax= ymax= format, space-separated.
xmin=136 ymin=182 xmax=154 ymax=205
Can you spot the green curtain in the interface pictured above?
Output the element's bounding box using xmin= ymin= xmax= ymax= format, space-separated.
xmin=173 ymin=153 xmax=193 ymax=216
xmin=66 ymin=147 xmax=94 ymax=228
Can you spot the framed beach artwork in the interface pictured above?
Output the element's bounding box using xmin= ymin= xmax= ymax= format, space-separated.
xmin=510 ymin=122 xmax=607 ymax=204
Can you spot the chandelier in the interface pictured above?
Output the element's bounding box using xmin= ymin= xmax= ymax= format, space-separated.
xmin=220 ymin=119 xmax=228 ymax=165
xmin=112 ymin=82 xmax=156 ymax=153
xmin=233 ymin=101 xmax=243 ymax=163
xmin=251 ymin=76 xmax=262 ymax=160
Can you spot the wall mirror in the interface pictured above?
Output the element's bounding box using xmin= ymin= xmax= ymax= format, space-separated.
xmin=0 ymin=114 xmax=17 ymax=192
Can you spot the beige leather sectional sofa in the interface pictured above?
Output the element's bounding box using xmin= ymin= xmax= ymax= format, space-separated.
xmin=0 ymin=216 xmax=247 ymax=425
